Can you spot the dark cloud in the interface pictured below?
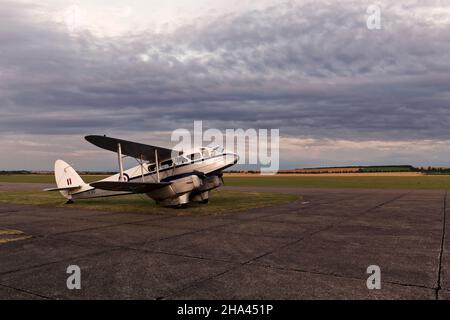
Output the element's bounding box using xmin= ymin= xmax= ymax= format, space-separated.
xmin=1 ymin=0 xmax=450 ymax=143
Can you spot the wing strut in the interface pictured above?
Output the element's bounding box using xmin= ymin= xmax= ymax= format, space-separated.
xmin=117 ymin=142 xmax=124 ymax=181
xmin=155 ymin=149 xmax=160 ymax=182
xmin=140 ymin=154 xmax=144 ymax=182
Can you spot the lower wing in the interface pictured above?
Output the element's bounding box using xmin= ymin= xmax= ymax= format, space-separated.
xmin=90 ymin=181 xmax=170 ymax=194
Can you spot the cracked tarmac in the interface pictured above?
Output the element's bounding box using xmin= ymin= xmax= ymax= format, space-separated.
xmin=0 ymin=184 xmax=449 ymax=299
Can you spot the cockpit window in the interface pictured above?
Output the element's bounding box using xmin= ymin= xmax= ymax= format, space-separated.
xmin=213 ymin=146 xmax=224 ymax=153
xmin=210 ymin=146 xmax=224 ymax=156
xmin=174 ymin=156 xmax=189 ymax=165
xmin=201 ymin=149 xmax=210 ymax=158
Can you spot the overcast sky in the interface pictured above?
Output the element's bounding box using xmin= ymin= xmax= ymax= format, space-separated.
xmin=1 ymin=0 xmax=450 ymax=170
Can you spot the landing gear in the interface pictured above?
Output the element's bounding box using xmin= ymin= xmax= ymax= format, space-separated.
xmin=191 ymin=191 xmax=209 ymax=204
xmin=66 ymin=199 xmax=74 ymax=204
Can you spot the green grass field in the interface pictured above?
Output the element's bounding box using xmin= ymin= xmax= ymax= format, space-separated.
xmin=2 ymin=174 xmax=450 ymax=189
xmin=0 ymin=189 xmax=298 ymax=216
xmin=0 ymin=174 xmax=106 ymax=184
xmin=224 ymin=175 xmax=450 ymax=189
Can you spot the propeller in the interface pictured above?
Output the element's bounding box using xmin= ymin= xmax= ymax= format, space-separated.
xmin=193 ymin=170 xmax=206 ymax=179
xmin=218 ymin=172 xmax=224 ymax=185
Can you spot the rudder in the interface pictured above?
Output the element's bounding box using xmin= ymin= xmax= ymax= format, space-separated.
xmin=54 ymin=160 xmax=87 ymax=199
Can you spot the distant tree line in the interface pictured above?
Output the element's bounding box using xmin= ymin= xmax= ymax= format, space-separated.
xmin=421 ymin=167 xmax=450 ymax=175
xmin=0 ymin=170 xmax=32 ymax=175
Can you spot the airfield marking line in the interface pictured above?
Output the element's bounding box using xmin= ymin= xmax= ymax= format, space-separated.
xmin=436 ymin=190 xmax=448 ymax=300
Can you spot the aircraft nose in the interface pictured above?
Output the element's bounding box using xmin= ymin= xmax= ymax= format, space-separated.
xmin=225 ymin=153 xmax=239 ymax=165
xmin=233 ymin=153 xmax=240 ymax=164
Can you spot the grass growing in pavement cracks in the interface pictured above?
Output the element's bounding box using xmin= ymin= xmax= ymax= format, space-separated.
xmin=0 ymin=190 xmax=299 ymax=216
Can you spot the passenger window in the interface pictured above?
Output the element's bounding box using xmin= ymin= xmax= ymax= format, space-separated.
xmin=193 ymin=153 xmax=202 ymax=160
xmin=201 ymin=149 xmax=210 ymax=158
xmin=160 ymin=160 xmax=173 ymax=169
xmin=175 ymin=156 xmax=188 ymax=164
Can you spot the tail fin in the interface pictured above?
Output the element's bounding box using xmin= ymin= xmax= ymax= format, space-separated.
xmin=52 ymin=160 xmax=87 ymax=199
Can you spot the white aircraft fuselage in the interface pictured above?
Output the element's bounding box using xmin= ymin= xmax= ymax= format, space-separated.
xmin=56 ymin=146 xmax=239 ymax=206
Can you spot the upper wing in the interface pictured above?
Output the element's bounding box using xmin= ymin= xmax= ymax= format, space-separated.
xmin=90 ymin=181 xmax=170 ymax=193
xmin=85 ymin=135 xmax=179 ymax=163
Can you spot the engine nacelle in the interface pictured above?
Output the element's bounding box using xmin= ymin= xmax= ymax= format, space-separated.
xmin=190 ymin=175 xmax=222 ymax=203
xmin=196 ymin=175 xmax=222 ymax=192
xmin=146 ymin=174 xmax=202 ymax=203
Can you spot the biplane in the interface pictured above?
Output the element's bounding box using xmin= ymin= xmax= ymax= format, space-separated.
xmin=44 ymin=135 xmax=239 ymax=207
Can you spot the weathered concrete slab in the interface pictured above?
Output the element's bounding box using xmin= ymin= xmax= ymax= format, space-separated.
xmin=52 ymin=223 xmax=194 ymax=248
xmin=210 ymin=220 xmax=310 ymax=239
xmin=131 ymin=215 xmax=233 ymax=230
xmin=69 ymin=211 xmax=169 ymax=224
xmin=3 ymin=218 xmax=116 ymax=237
xmin=0 ymin=249 xmax=235 ymax=299
xmin=254 ymin=233 xmax=440 ymax=289
xmin=0 ymin=187 xmax=448 ymax=299
xmin=0 ymin=285 xmax=44 ymax=300
xmin=138 ymin=230 xmax=294 ymax=263
xmin=171 ymin=265 xmax=435 ymax=300
xmin=0 ymin=238 xmax=105 ymax=274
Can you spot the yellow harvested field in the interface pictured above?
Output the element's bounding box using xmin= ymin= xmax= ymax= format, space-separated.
xmin=224 ymin=172 xmax=425 ymax=177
